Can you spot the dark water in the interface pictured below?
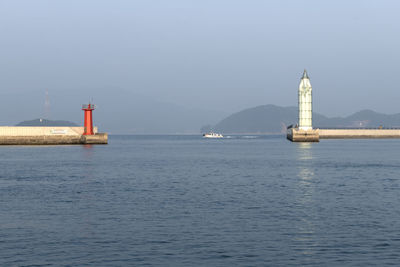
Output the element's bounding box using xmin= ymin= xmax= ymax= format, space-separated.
xmin=1 ymin=135 xmax=400 ymax=266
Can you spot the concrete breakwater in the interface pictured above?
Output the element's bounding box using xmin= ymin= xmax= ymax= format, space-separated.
xmin=319 ymin=129 xmax=400 ymax=139
xmin=287 ymin=128 xmax=400 ymax=142
xmin=0 ymin=127 xmax=107 ymax=145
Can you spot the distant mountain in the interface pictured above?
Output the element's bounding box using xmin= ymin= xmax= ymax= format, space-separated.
xmin=316 ymin=109 xmax=400 ymax=128
xmin=0 ymin=88 xmax=227 ymax=134
xmin=16 ymin=119 xmax=78 ymax=126
xmin=207 ymin=105 xmax=400 ymax=134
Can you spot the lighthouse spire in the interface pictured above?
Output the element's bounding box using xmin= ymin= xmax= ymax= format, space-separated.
xmin=302 ymin=69 xmax=309 ymax=79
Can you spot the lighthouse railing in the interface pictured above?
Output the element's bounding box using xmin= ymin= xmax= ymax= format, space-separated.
xmin=82 ymin=104 xmax=96 ymax=110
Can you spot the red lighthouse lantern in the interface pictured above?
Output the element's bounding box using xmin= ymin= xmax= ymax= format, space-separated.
xmin=82 ymin=103 xmax=95 ymax=135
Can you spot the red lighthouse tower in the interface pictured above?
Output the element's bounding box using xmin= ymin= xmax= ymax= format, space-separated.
xmin=82 ymin=103 xmax=95 ymax=135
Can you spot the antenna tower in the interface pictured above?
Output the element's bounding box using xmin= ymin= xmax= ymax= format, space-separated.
xmin=45 ymin=89 xmax=50 ymax=119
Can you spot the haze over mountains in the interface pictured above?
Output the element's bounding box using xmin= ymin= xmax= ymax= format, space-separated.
xmin=205 ymin=105 xmax=400 ymax=134
xmin=17 ymin=119 xmax=77 ymax=127
xmin=2 ymin=1 xmax=400 ymax=135
xmin=8 ymin=87 xmax=400 ymax=135
xmin=1 ymin=89 xmax=227 ymax=134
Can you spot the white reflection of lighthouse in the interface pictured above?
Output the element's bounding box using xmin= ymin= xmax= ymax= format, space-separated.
xmin=293 ymin=142 xmax=318 ymax=257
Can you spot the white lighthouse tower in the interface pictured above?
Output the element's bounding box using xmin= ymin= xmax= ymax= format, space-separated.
xmin=298 ymin=70 xmax=313 ymax=130
xmin=287 ymin=70 xmax=319 ymax=141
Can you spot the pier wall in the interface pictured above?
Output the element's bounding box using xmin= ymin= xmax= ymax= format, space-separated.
xmin=319 ymin=129 xmax=400 ymax=139
xmin=0 ymin=127 xmax=107 ymax=145
xmin=288 ymin=128 xmax=400 ymax=142
xmin=0 ymin=127 xmax=98 ymax=136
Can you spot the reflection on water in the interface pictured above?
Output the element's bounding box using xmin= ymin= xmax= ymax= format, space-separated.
xmin=82 ymin=144 xmax=94 ymax=159
xmin=2 ymin=136 xmax=400 ymax=265
xmin=81 ymin=144 xmax=95 ymax=181
xmin=296 ymin=142 xmax=315 ymax=191
xmin=294 ymin=142 xmax=318 ymax=257
xmin=295 ymin=142 xmax=315 ymax=203
xmin=296 ymin=142 xmax=315 ymax=185
xmin=296 ymin=143 xmax=315 ymax=203
xmin=298 ymin=168 xmax=314 ymax=182
xmin=297 ymin=143 xmax=313 ymax=161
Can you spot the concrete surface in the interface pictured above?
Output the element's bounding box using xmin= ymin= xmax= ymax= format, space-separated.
xmin=0 ymin=127 xmax=107 ymax=145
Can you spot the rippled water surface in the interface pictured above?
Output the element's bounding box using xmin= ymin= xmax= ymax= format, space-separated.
xmin=1 ymin=135 xmax=400 ymax=266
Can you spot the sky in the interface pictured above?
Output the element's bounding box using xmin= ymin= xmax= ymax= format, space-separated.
xmin=0 ymin=0 xmax=399 ymax=120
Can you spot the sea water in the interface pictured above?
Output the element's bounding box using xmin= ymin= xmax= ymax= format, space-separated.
xmin=1 ymin=135 xmax=400 ymax=266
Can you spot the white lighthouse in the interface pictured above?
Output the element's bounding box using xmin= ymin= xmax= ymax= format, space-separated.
xmin=287 ymin=70 xmax=319 ymax=141
xmin=298 ymin=70 xmax=313 ymax=130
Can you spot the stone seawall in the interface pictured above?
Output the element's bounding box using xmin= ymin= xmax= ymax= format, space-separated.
xmin=319 ymin=129 xmax=400 ymax=139
xmin=0 ymin=127 xmax=107 ymax=145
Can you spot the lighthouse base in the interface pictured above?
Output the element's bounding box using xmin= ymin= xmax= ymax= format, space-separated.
xmin=287 ymin=128 xmax=319 ymax=142
xmin=81 ymin=133 xmax=108 ymax=144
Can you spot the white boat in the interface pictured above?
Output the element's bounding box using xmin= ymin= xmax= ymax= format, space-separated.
xmin=203 ymin=132 xmax=223 ymax=138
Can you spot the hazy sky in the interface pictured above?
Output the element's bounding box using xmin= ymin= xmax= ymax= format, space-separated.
xmin=1 ymin=0 xmax=399 ymax=117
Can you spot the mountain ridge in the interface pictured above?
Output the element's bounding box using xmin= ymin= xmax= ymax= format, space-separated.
xmin=205 ymin=105 xmax=400 ymax=134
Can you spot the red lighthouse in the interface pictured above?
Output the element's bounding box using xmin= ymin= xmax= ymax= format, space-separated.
xmin=82 ymin=103 xmax=95 ymax=135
